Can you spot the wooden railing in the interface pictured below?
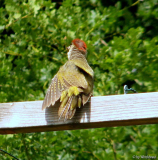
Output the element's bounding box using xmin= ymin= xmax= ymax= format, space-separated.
xmin=0 ymin=92 xmax=158 ymax=134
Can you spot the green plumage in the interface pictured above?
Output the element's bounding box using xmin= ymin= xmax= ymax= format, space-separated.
xmin=42 ymin=39 xmax=94 ymax=120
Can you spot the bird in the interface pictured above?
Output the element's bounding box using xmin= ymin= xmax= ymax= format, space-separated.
xmin=42 ymin=39 xmax=94 ymax=120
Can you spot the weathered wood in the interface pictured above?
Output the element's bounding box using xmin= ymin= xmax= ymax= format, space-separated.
xmin=0 ymin=92 xmax=158 ymax=134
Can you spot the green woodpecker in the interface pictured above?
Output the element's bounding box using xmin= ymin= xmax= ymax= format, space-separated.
xmin=42 ymin=39 xmax=94 ymax=120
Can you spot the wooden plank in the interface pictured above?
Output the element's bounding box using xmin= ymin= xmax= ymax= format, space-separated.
xmin=0 ymin=92 xmax=158 ymax=134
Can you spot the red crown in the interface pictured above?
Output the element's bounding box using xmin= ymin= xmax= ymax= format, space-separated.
xmin=72 ymin=39 xmax=87 ymax=53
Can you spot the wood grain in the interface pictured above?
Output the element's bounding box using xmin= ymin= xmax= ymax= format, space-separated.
xmin=0 ymin=92 xmax=158 ymax=134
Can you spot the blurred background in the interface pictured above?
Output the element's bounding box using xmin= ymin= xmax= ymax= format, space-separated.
xmin=0 ymin=0 xmax=158 ymax=159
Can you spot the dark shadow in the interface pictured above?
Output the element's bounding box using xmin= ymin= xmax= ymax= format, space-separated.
xmin=45 ymin=100 xmax=91 ymax=125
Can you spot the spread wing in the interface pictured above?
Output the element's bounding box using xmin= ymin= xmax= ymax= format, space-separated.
xmin=42 ymin=75 xmax=67 ymax=110
xmin=42 ymin=61 xmax=90 ymax=110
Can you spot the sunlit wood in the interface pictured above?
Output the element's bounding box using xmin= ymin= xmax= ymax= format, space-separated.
xmin=0 ymin=92 xmax=158 ymax=134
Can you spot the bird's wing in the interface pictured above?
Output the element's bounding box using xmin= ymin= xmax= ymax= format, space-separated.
xmin=42 ymin=60 xmax=92 ymax=110
xmin=70 ymin=59 xmax=94 ymax=105
xmin=57 ymin=61 xmax=88 ymax=89
xmin=42 ymin=75 xmax=66 ymax=110
xmin=71 ymin=58 xmax=94 ymax=77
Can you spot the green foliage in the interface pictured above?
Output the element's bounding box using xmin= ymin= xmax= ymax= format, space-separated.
xmin=0 ymin=0 xmax=158 ymax=159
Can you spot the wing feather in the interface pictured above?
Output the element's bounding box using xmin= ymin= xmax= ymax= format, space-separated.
xmin=57 ymin=61 xmax=88 ymax=89
xmin=42 ymin=59 xmax=93 ymax=116
xmin=42 ymin=75 xmax=61 ymax=110
xmin=71 ymin=59 xmax=94 ymax=77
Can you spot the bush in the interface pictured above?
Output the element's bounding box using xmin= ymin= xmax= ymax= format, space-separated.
xmin=0 ymin=0 xmax=158 ymax=159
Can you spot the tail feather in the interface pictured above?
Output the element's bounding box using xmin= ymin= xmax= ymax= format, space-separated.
xmin=82 ymin=93 xmax=91 ymax=105
xmin=58 ymin=96 xmax=76 ymax=120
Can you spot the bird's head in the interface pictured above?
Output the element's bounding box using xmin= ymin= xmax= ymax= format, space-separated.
xmin=67 ymin=39 xmax=87 ymax=59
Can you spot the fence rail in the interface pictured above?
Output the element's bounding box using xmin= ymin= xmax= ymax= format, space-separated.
xmin=0 ymin=92 xmax=158 ymax=134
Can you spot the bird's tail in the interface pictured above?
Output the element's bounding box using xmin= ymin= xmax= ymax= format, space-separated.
xmin=58 ymin=96 xmax=76 ymax=120
xmin=58 ymin=87 xmax=82 ymax=120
